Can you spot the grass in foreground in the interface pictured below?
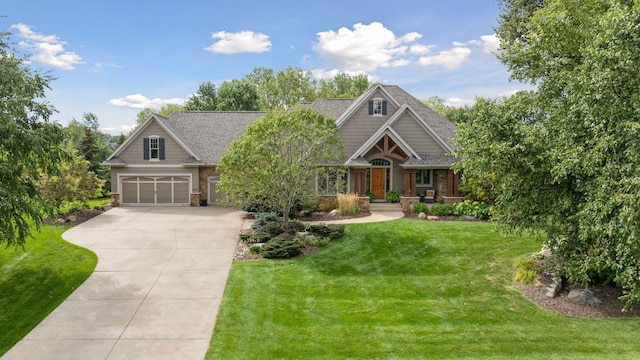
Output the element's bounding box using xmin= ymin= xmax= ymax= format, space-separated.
xmin=0 ymin=225 xmax=97 ymax=355
xmin=208 ymin=220 xmax=640 ymax=359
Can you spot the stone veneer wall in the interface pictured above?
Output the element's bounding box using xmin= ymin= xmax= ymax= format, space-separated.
xmin=111 ymin=193 xmax=120 ymax=207
xmin=400 ymin=196 xmax=420 ymax=212
xmin=198 ymin=166 xmax=219 ymax=205
xmin=434 ymin=170 xmax=448 ymax=198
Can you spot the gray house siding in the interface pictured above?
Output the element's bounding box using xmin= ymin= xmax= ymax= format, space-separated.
xmin=338 ymin=89 xmax=399 ymax=158
xmin=118 ymin=121 xmax=190 ymax=165
xmin=391 ymin=113 xmax=446 ymax=154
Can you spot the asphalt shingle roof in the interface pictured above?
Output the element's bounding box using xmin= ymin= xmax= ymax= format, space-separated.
xmin=158 ymin=111 xmax=265 ymax=164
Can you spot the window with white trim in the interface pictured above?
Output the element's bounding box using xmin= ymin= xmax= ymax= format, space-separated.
xmin=149 ymin=137 xmax=159 ymax=160
xmin=416 ymin=169 xmax=432 ymax=186
xmin=373 ymin=99 xmax=382 ymax=115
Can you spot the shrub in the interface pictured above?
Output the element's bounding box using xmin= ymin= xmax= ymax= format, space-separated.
xmin=430 ymin=203 xmax=454 ymax=216
xmin=412 ymin=203 xmax=429 ymax=214
xmin=242 ymin=232 xmax=273 ymax=244
xmin=309 ymin=224 xmax=345 ymax=240
xmin=386 ymin=190 xmax=400 ymax=203
xmin=282 ymin=219 xmax=308 ymax=234
xmin=261 ymin=237 xmax=302 ymax=259
xmin=513 ymin=257 xmax=540 ymax=285
xmin=453 ymin=200 xmax=493 ymax=220
xmin=251 ymin=212 xmax=281 ymax=230
xmin=258 ymin=222 xmax=284 ymax=237
xmin=366 ymin=192 xmax=375 ymax=202
xmin=248 ymin=245 xmax=262 ymax=254
xmin=337 ymin=193 xmax=360 ymax=215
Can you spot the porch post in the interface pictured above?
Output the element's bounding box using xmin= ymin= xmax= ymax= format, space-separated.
xmin=403 ymin=169 xmax=417 ymax=197
xmin=353 ymin=169 xmax=367 ymax=196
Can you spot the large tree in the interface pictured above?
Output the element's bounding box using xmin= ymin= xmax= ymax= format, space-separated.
xmin=216 ymin=79 xmax=260 ymax=111
xmin=0 ymin=30 xmax=67 ymax=248
xmin=217 ymin=108 xmax=343 ymax=223
xmin=457 ymin=0 xmax=640 ymax=309
xmin=244 ymin=66 xmax=318 ymax=110
xmin=184 ymin=81 xmax=217 ymax=111
xmin=318 ymin=73 xmax=371 ymax=99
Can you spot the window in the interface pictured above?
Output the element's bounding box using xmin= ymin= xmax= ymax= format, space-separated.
xmin=150 ymin=137 xmax=159 ymax=160
xmin=143 ymin=137 xmax=165 ymax=160
xmin=317 ymin=167 xmax=347 ymax=195
xmin=368 ymin=99 xmax=387 ymax=115
xmin=417 ymin=169 xmax=432 ymax=186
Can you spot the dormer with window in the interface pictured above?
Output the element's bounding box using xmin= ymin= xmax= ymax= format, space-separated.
xmin=368 ymin=98 xmax=387 ymax=116
xmin=143 ymin=136 xmax=165 ymax=161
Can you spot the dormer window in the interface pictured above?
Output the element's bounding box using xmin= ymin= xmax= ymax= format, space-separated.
xmin=143 ymin=136 xmax=165 ymax=161
xmin=368 ymin=98 xmax=387 ymax=116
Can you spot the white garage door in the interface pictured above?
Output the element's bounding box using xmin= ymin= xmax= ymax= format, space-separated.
xmin=120 ymin=176 xmax=190 ymax=205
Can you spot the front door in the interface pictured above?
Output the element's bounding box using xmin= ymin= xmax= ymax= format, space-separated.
xmin=371 ymin=168 xmax=386 ymax=200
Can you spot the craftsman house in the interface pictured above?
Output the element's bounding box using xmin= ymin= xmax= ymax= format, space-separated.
xmin=102 ymin=84 xmax=460 ymax=209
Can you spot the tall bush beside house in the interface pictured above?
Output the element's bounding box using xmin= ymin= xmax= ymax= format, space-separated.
xmin=217 ymin=108 xmax=343 ymax=224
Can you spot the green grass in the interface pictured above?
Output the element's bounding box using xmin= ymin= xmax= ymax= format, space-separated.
xmin=0 ymin=225 xmax=97 ymax=355
xmin=208 ymin=220 xmax=640 ymax=359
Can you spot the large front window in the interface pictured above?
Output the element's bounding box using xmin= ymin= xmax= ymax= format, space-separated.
xmin=417 ymin=169 xmax=432 ymax=186
xmin=317 ymin=167 xmax=347 ymax=195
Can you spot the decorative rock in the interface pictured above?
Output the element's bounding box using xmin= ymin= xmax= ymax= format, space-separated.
xmin=462 ymin=215 xmax=476 ymax=220
xmin=427 ymin=216 xmax=439 ymax=220
xmin=545 ymin=277 xmax=562 ymax=298
xmin=567 ymin=288 xmax=603 ymax=307
xmin=67 ymin=214 xmax=77 ymax=222
xmin=418 ymin=212 xmax=427 ymax=220
xmin=328 ymin=209 xmax=339 ymax=216
xmin=57 ymin=218 xmax=67 ymax=225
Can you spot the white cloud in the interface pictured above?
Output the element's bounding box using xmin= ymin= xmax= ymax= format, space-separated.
xmin=108 ymin=94 xmax=186 ymax=109
xmin=93 ymin=62 xmax=122 ymax=72
xmin=445 ymin=97 xmax=475 ymax=108
xmin=205 ymin=30 xmax=272 ymax=54
xmin=418 ymin=47 xmax=471 ymax=70
xmin=409 ymin=44 xmax=435 ymax=55
xmin=480 ymin=34 xmax=500 ymax=55
xmin=313 ymin=22 xmax=429 ymax=73
xmin=11 ymin=23 xmax=84 ymax=70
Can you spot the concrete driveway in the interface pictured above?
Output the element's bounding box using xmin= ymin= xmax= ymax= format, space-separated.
xmin=3 ymin=206 xmax=244 ymax=360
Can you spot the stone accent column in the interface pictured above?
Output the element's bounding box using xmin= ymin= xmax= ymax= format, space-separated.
xmin=400 ymin=196 xmax=419 ymax=212
xmin=190 ymin=192 xmax=201 ymax=207
xmin=111 ymin=193 xmax=120 ymax=207
xmin=403 ymin=169 xmax=417 ymax=197
xmin=357 ymin=196 xmax=370 ymax=212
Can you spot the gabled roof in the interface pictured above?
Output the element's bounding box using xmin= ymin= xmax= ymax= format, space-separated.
xmin=104 ymin=111 xmax=264 ymax=165
xmin=334 ymin=84 xmax=400 ymax=128
xmin=346 ymin=104 xmax=454 ymax=163
xmin=301 ymin=98 xmax=353 ymax=120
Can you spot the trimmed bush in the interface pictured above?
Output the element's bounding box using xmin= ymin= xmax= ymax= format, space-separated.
xmin=412 ymin=203 xmax=429 ymax=214
xmin=251 ymin=212 xmax=281 ymax=230
xmin=386 ymin=190 xmax=400 ymax=203
xmin=261 ymin=238 xmax=302 ymax=259
xmin=430 ymin=203 xmax=455 ymax=216
xmin=337 ymin=193 xmax=360 ymax=215
xmin=309 ymin=224 xmax=345 ymax=240
xmin=282 ymin=219 xmax=308 ymax=234
xmin=258 ymin=222 xmax=284 ymax=237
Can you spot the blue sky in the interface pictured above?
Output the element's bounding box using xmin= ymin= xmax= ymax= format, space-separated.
xmin=2 ymin=0 xmax=528 ymax=135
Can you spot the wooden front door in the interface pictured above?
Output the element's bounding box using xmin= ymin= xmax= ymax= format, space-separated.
xmin=371 ymin=168 xmax=386 ymax=200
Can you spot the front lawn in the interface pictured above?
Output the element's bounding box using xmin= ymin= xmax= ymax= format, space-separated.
xmin=0 ymin=225 xmax=97 ymax=355
xmin=208 ymin=220 xmax=640 ymax=359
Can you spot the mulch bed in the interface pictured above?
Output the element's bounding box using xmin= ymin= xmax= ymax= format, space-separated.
xmin=518 ymin=258 xmax=640 ymax=318
xmin=44 ymin=206 xmax=111 ymax=227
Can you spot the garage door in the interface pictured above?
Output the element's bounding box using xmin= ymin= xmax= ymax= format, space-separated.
xmin=120 ymin=176 xmax=190 ymax=205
